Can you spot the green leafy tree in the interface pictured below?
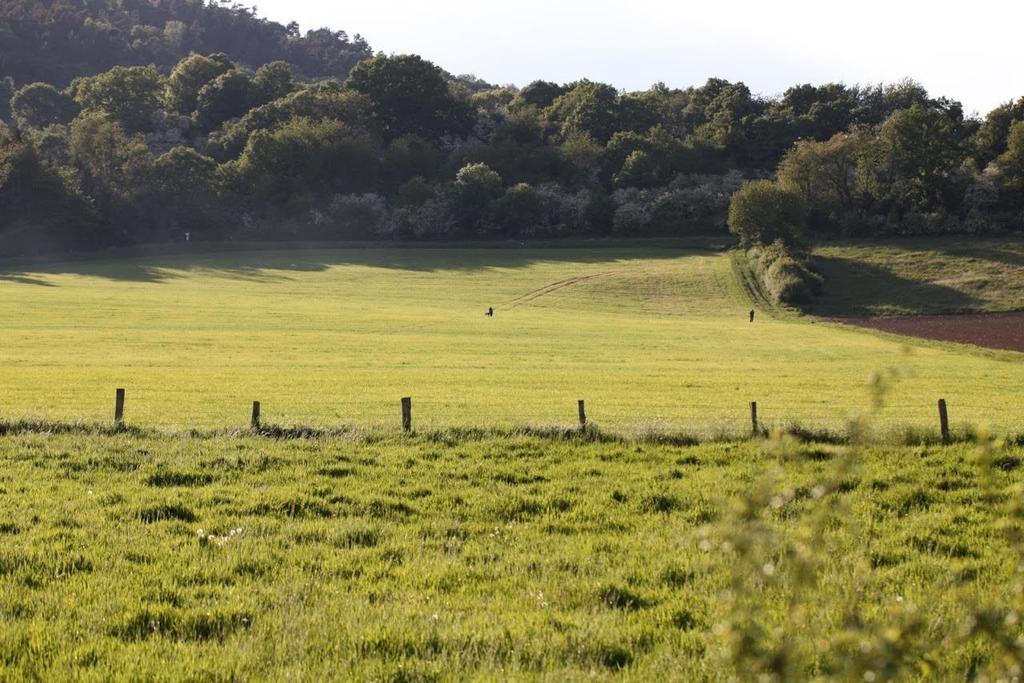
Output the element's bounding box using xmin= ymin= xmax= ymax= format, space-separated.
xmin=0 ymin=77 xmax=14 ymax=124
xmin=452 ymin=162 xmax=503 ymax=234
xmin=514 ymin=80 xmax=567 ymax=109
xmin=873 ymin=103 xmax=962 ymax=212
xmin=165 ymin=53 xmax=234 ymax=115
xmin=728 ymin=180 xmax=808 ymax=247
xmin=777 ymin=131 xmax=865 ymax=229
xmin=152 ymin=147 xmax=223 ymax=236
xmin=0 ymin=126 xmax=99 ymax=253
xmin=345 ymin=54 xmax=472 ymax=141
xmin=973 ymin=97 xmax=1024 ymax=167
xmin=11 ymin=83 xmax=79 ymax=129
xmin=996 ymin=121 xmax=1024 ymax=208
xmin=547 ymin=80 xmax=622 ymax=144
xmin=495 ymin=182 xmax=544 ymax=233
xmin=253 ymin=61 xmax=296 ymax=104
xmin=72 ymin=66 xmax=164 ymax=133
xmin=70 ymin=112 xmax=153 ymax=220
xmin=195 ymin=69 xmax=257 ymax=131
xmin=236 ymin=117 xmax=378 ymax=200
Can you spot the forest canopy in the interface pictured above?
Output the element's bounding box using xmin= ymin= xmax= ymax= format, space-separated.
xmin=0 ymin=1 xmax=1022 ymax=255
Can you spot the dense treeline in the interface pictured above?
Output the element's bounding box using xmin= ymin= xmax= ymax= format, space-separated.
xmin=0 ymin=0 xmax=371 ymax=86
xmin=1 ymin=3 xmax=1023 ymax=256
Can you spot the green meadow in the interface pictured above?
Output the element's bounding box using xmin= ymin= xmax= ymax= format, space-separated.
xmin=0 ymin=430 xmax=1022 ymax=680
xmin=2 ymin=243 xmax=1024 ymax=679
xmin=0 ymin=245 xmax=1021 ymax=436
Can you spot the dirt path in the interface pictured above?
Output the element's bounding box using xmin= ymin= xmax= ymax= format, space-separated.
xmin=502 ymin=273 xmax=610 ymax=309
xmin=832 ymin=312 xmax=1024 ymax=353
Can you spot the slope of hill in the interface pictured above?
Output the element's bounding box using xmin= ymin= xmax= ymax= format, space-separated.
xmin=0 ymin=245 xmax=1020 ymax=433
xmin=809 ymin=237 xmax=1024 ymax=317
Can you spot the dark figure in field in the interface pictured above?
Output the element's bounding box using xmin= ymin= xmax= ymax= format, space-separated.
xmin=486 ymin=307 xmax=494 ymax=317
xmin=749 ymin=309 xmax=755 ymax=323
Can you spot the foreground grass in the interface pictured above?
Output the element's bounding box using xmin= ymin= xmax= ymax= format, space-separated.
xmin=1 ymin=431 xmax=1023 ymax=679
xmin=811 ymin=237 xmax=1024 ymax=316
xmin=0 ymin=246 xmax=1022 ymax=433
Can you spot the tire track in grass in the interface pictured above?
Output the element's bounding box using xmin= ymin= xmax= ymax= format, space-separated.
xmin=501 ymin=272 xmax=611 ymax=310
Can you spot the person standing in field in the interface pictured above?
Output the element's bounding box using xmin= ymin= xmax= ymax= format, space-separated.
xmin=749 ymin=309 xmax=755 ymax=323
xmin=486 ymin=307 xmax=494 ymax=317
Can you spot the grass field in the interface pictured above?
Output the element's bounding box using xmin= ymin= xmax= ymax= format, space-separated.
xmin=0 ymin=244 xmax=1022 ymax=436
xmin=810 ymin=237 xmax=1024 ymax=316
xmin=0 ymin=429 xmax=1022 ymax=679
xmin=3 ymin=241 xmax=1024 ymax=679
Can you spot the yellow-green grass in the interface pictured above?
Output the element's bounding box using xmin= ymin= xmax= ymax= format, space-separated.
xmin=0 ymin=246 xmax=1021 ymax=435
xmin=0 ymin=431 xmax=1022 ymax=679
xmin=811 ymin=236 xmax=1024 ymax=316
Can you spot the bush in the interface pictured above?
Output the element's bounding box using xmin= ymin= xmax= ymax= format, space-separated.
xmin=728 ymin=180 xmax=808 ymax=248
xmin=749 ymin=240 xmax=822 ymax=305
xmin=764 ymin=256 xmax=823 ymax=304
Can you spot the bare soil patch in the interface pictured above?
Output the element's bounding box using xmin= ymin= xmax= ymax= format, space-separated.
xmin=834 ymin=312 xmax=1024 ymax=352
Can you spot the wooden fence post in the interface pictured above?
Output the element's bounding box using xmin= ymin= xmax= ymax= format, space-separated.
xmin=401 ymin=397 xmax=412 ymax=432
xmin=750 ymin=401 xmax=758 ymax=436
xmin=114 ymin=388 xmax=125 ymax=425
xmin=938 ymin=398 xmax=950 ymax=445
xmin=251 ymin=401 xmax=261 ymax=430
xmin=578 ymin=400 xmax=586 ymax=428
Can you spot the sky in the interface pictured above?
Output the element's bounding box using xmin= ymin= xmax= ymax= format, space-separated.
xmin=254 ymin=0 xmax=1023 ymax=116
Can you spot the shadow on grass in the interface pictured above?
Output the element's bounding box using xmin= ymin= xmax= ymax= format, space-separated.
xmin=806 ymin=255 xmax=983 ymax=316
xmin=0 ymin=418 xmax=1013 ymax=448
xmin=0 ymin=238 xmax=728 ymax=285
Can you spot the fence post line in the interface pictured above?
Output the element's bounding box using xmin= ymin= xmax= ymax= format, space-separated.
xmin=401 ymin=397 xmax=412 ymax=432
xmin=750 ymin=401 xmax=758 ymax=436
xmin=938 ymin=398 xmax=950 ymax=445
xmin=251 ymin=401 xmax=261 ymax=430
xmin=114 ymin=388 xmax=125 ymax=426
xmin=578 ymin=400 xmax=587 ymax=428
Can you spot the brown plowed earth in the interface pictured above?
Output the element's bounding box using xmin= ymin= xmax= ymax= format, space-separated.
xmin=832 ymin=312 xmax=1024 ymax=353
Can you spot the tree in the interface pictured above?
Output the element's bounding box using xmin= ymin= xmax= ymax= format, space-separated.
xmin=236 ymin=117 xmax=378 ymax=200
xmin=452 ymin=162 xmax=502 ymax=234
xmin=195 ymin=69 xmax=257 ymax=131
xmin=546 ymin=81 xmax=622 ymax=144
xmin=777 ymin=132 xmax=864 ymax=229
xmin=515 ymin=81 xmax=567 ymax=109
xmin=973 ymin=97 xmax=1024 ymax=167
xmin=996 ymin=121 xmax=1024 ymax=205
xmin=151 ymin=146 xmax=225 ymax=237
xmin=253 ymin=61 xmax=295 ymax=104
xmin=0 ymin=126 xmax=99 ymax=254
xmin=72 ymin=66 xmax=164 ymax=133
xmin=70 ymin=112 xmax=153 ymax=222
xmin=0 ymin=77 xmax=14 ymax=124
xmin=11 ymin=83 xmax=78 ymax=129
xmin=873 ymin=103 xmax=962 ymax=212
xmin=345 ymin=54 xmax=472 ymax=141
xmin=727 ymin=180 xmax=808 ymax=247
xmin=165 ymin=53 xmax=234 ymax=115
xmin=495 ymin=182 xmax=544 ymax=233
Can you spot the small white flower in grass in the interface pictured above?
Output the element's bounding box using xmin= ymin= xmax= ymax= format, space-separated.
xmin=864 ymin=672 xmax=877 ymax=682
xmin=762 ymin=563 xmax=775 ymax=577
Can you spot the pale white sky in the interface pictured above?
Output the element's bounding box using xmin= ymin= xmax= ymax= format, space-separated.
xmin=254 ymin=0 xmax=1023 ymax=116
